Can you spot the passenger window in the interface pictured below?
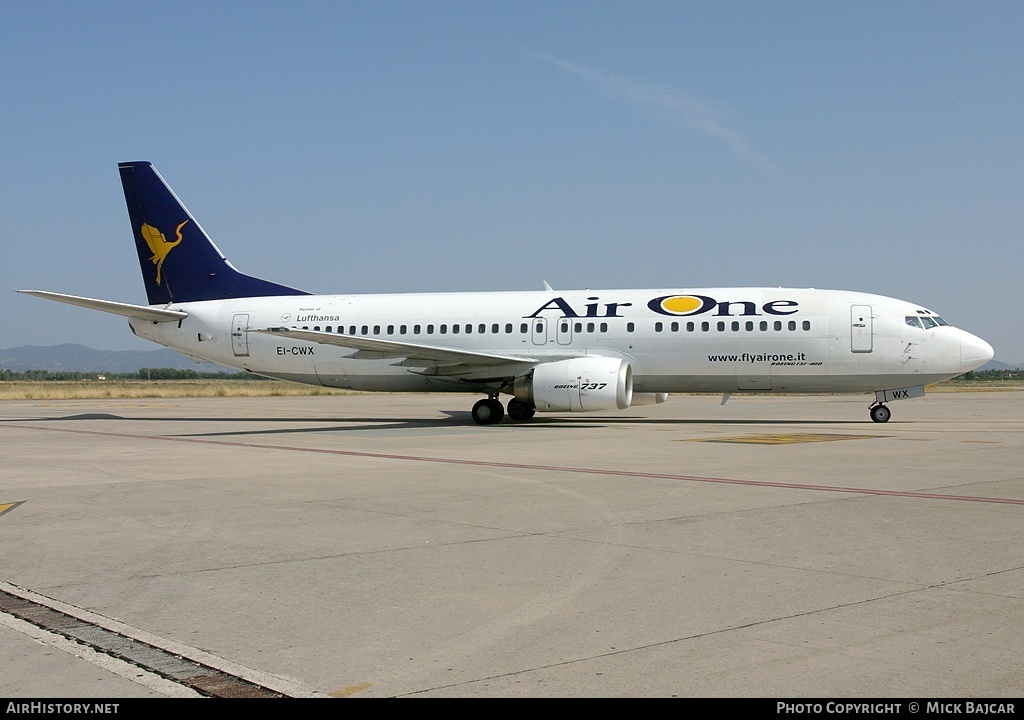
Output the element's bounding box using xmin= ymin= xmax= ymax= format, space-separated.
xmin=671 ymin=322 xmax=679 ymax=332
xmin=626 ymin=322 xmax=635 ymax=332
xmin=520 ymin=323 xmax=528 ymax=333
xmin=759 ymin=321 xmax=768 ymax=331
xmin=414 ymin=324 xmax=421 ymax=334
xmin=717 ymin=321 xmax=725 ymax=332
xmin=400 ymin=325 xmax=407 ymax=334
xmin=427 ymin=324 xmax=434 ymax=334
xmin=788 ymin=321 xmax=796 ymax=331
xmin=387 ymin=325 xmax=394 ymax=334
xmin=774 ymin=321 xmax=782 ymax=331
xmin=655 ymin=322 xmax=663 ymax=332
xmin=687 ymin=322 xmax=695 ymax=332
xmin=505 ymin=323 xmax=513 ymax=333
xmin=802 ymin=320 xmax=810 ymax=331
xmin=361 ymin=325 xmax=368 ymax=335
xmin=600 ymin=322 xmax=608 ymax=332
xmin=440 ymin=324 xmax=448 ymax=334
xmin=314 ymin=326 xmax=320 ymax=332
xmin=587 ymin=322 xmax=595 ymax=332
xmin=491 ymin=324 xmax=498 ymax=333
xmin=731 ymin=321 xmax=739 ymax=331
xmin=701 ymin=322 xmax=709 ymax=332
xmin=452 ymin=324 xmax=459 ymax=334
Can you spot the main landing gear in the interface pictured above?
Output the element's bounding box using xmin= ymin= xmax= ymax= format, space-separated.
xmin=471 ymin=396 xmax=536 ymax=425
xmin=471 ymin=397 xmax=503 ymax=425
xmin=506 ymin=398 xmax=536 ymax=422
xmin=869 ymin=402 xmax=891 ymax=423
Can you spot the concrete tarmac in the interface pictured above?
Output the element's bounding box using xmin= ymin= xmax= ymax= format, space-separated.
xmin=1 ymin=390 xmax=1021 ymax=698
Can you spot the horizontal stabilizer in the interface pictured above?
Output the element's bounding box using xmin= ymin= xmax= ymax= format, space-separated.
xmin=16 ymin=290 xmax=187 ymax=323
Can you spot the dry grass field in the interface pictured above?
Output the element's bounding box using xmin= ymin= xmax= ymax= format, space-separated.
xmin=0 ymin=380 xmax=355 ymax=401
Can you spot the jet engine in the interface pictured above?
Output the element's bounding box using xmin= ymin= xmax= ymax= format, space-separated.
xmin=514 ymin=357 xmax=632 ymax=412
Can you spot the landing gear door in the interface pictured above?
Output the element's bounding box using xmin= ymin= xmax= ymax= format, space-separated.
xmin=851 ymin=305 xmax=873 ymax=353
xmin=232 ymin=313 xmax=250 ymax=357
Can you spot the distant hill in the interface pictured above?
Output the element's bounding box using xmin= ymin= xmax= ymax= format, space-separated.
xmin=0 ymin=344 xmax=236 ymax=374
xmin=979 ymin=360 xmax=1023 ymax=371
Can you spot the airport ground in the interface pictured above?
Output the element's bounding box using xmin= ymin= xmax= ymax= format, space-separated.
xmin=1 ymin=390 xmax=1022 ymax=698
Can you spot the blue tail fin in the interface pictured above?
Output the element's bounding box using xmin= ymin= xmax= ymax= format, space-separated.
xmin=119 ymin=161 xmax=309 ymax=304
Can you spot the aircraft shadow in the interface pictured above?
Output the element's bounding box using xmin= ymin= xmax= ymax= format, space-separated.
xmin=3 ymin=411 xmax=878 ymax=439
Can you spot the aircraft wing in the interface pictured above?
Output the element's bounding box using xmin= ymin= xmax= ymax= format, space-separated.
xmin=17 ymin=290 xmax=188 ymax=323
xmin=255 ymin=327 xmax=539 ymax=370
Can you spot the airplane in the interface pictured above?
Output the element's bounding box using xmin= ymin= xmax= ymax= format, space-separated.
xmin=19 ymin=161 xmax=994 ymax=425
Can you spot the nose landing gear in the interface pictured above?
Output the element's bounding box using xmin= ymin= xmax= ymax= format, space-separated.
xmin=869 ymin=402 xmax=891 ymax=423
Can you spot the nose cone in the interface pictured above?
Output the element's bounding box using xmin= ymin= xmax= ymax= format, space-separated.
xmin=960 ymin=332 xmax=995 ymax=372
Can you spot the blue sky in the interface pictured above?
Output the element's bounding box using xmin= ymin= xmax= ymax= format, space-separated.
xmin=3 ymin=1 xmax=1021 ymax=361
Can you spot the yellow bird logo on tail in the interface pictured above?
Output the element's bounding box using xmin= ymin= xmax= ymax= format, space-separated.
xmin=141 ymin=220 xmax=188 ymax=285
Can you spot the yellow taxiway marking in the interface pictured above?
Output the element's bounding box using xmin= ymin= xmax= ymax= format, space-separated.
xmin=0 ymin=502 xmax=24 ymax=518
xmin=329 ymin=683 xmax=372 ymax=697
xmin=695 ymin=433 xmax=882 ymax=445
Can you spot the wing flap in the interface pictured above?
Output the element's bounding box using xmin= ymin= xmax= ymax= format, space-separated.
xmin=255 ymin=327 xmax=537 ymax=369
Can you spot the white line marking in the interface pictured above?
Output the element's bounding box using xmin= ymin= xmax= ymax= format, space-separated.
xmin=1 ymin=580 xmax=327 ymax=698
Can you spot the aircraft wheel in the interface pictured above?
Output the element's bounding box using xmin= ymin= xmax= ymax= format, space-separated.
xmin=472 ymin=398 xmax=504 ymax=425
xmin=870 ymin=404 xmax=891 ymax=423
xmin=507 ymin=398 xmax=536 ymax=422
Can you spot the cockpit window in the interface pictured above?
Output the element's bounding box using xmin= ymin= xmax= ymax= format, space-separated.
xmin=905 ymin=316 xmax=923 ymax=329
xmin=914 ymin=309 xmax=950 ymax=327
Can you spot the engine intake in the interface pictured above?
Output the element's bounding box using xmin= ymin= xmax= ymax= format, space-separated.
xmin=514 ymin=357 xmax=632 ymax=412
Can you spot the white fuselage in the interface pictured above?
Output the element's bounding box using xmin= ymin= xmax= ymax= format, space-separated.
xmin=129 ymin=287 xmax=992 ymax=396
